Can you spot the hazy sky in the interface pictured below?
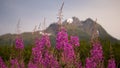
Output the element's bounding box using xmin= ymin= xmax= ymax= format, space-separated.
xmin=0 ymin=0 xmax=120 ymax=39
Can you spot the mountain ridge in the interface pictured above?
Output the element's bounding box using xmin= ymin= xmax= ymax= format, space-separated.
xmin=0 ymin=17 xmax=119 ymax=46
xmin=46 ymin=17 xmax=119 ymax=41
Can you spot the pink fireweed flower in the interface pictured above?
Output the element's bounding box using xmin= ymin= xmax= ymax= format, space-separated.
xmin=35 ymin=38 xmax=44 ymax=50
xmin=90 ymin=42 xmax=103 ymax=63
xmin=70 ymin=36 xmax=80 ymax=47
xmin=15 ymin=37 xmax=24 ymax=49
xmin=56 ymin=27 xmax=68 ymax=50
xmin=0 ymin=57 xmax=7 ymax=68
xmin=86 ymin=42 xmax=103 ymax=68
xmin=85 ymin=57 xmax=97 ymax=68
xmin=32 ymin=35 xmax=51 ymax=63
xmin=31 ymin=34 xmax=60 ymax=68
xmin=35 ymin=35 xmax=51 ymax=48
xmin=32 ymin=38 xmax=43 ymax=64
xmin=62 ymin=43 xmax=75 ymax=63
xmin=108 ymin=58 xmax=116 ymax=68
xmin=32 ymin=47 xmax=42 ymax=63
xmin=41 ymin=35 xmax=51 ymax=48
xmin=41 ymin=51 xmax=60 ymax=68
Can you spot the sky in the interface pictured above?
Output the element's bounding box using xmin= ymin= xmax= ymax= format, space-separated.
xmin=0 ymin=0 xmax=120 ymax=39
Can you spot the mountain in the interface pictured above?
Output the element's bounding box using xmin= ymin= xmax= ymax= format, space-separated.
xmin=46 ymin=17 xmax=119 ymax=42
xmin=0 ymin=17 xmax=119 ymax=46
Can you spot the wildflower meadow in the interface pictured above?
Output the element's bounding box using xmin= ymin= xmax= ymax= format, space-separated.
xmin=0 ymin=26 xmax=118 ymax=68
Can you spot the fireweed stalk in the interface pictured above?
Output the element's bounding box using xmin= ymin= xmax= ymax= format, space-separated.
xmin=85 ymin=21 xmax=105 ymax=68
xmin=56 ymin=27 xmax=81 ymax=67
xmin=10 ymin=21 xmax=25 ymax=68
xmin=85 ymin=42 xmax=104 ymax=68
xmin=90 ymin=42 xmax=103 ymax=63
xmin=11 ymin=35 xmax=25 ymax=68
